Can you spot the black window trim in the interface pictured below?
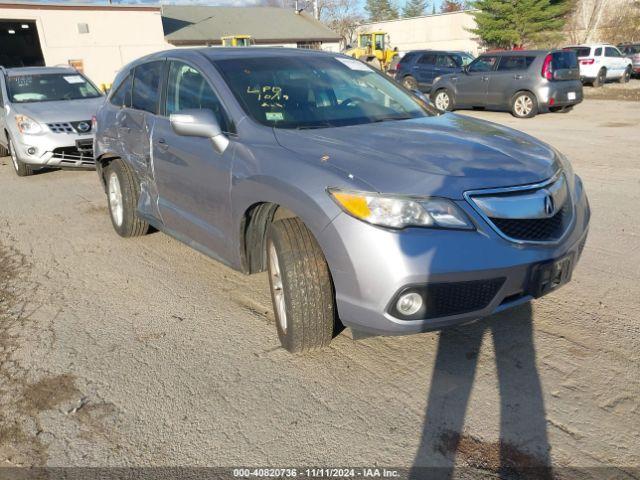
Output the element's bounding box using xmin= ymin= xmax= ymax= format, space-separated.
xmin=161 ymin=56 xmax=236 ymax=136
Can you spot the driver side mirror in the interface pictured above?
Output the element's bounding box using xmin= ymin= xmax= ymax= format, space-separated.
xmin=170 ymin=109 xmax=229 ymax=154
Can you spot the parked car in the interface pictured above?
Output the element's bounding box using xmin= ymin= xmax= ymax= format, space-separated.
xmin=430 ymin=50 xmax=583 ymax=118
xmin=394 ymin=50 xmax=475 ymax=92
xmin=0 ymin=66 xmax=103 ymax=176
xmin=564 ymin=44 xmax=633 ymax=86
xmin=618 ymin=43 xmax=640 ymax=77
xmin=94 ymin=48 xmax=590 ymax=353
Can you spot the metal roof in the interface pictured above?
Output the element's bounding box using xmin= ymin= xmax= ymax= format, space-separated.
xmin=161 ymin=5 xmax=340 ymax=45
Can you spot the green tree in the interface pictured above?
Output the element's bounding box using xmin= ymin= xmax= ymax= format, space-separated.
xmin=403 ymin=0 xmax=428 ymax=18
xmin=365 ymin=0 xmax=399 ymax=21
xmin=469 ymin=0 xmax=569 ymax=49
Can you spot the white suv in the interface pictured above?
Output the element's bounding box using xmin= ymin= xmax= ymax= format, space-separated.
xmin=564 ymin=44 xmax=632 ymax=87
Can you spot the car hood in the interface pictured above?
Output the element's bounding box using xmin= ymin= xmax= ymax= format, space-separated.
xmin=274 ymin=114 xmax=559 ymax=199
xmin=11 ymin=97 xmax=105 ymax=123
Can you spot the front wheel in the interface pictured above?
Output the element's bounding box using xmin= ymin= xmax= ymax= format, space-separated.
xmin=402 ymin=75 xmax=418 ymax=91
xmin=511 ymin=91 xmax=538 ymax=118
xmin=433 ymin=89 xmax=454 ymax=112
xmin=267 ymin=218 xmax=336 ymax=353
xmin=8 ymin=138 xmax=34 ymax=177
xmin=104 ymin=159 xmax=149 ymax=238
xmin=619 ymin=66 xmax=632 ymax=83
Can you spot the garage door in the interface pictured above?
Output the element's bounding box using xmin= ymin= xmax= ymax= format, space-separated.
xmin=0 ymin=20 xmax=45 ymax=68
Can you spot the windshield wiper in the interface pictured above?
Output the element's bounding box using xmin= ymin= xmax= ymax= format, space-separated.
xmin=372 ymin=115 xmax=414 ymax=123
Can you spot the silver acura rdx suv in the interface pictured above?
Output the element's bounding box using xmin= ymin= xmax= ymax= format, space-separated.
xmin=94 ymin=48 xmax=590 ymax=353
xmin=0 ymin=66 xmax=104 ymax=176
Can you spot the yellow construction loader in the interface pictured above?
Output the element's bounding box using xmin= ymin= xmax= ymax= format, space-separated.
xmin=221 ymin=35 xmax=254 ymax=47
xmin=343 ymin=32 xmax=398 ymax=72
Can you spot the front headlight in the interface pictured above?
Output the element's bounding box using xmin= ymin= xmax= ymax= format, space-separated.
xmin=15 ymin=114 xmax=43 ymax=135
xmin=328 ymin=189 xmax=474 ymax=230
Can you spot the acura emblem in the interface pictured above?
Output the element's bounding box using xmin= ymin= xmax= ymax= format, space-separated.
xmin=544 ymin=193 xmax=555 ymax=217
xmin=76 ymin=122 xmax=90 ymax=133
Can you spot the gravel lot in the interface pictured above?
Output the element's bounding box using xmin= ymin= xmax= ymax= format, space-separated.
xmin=0 ymin=99 xmax=638 ymax=477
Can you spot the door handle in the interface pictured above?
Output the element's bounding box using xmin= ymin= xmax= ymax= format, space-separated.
xmin=482 ymin=76 xmax=489 ymax=82
xmin=513 ymin=74 xmax=524 ymax=80
xmin=157 ymin=138 xmax=169 ymax=150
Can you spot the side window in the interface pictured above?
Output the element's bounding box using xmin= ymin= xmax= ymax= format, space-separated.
xmin=468 ymin=56 xmax=498 ymax=73
xmin=436 ymin=55 xmax=457 ymax=68
xmin=497 ymin=56 xmax=535 ymax=71
xmin=166 ymin=61 xmax=230 ymax=133
xmin=109 ymin=73 xmax=132 ymax=108
xmin=132 ymin=61 xmax=163 ymax=114
xmin=605 ymin=47 xmax=620 ymax=57
xmin=594 ymin=47 xmax=602 ymax=56
xmin=417 ymin=54 xmax=436 ymax=65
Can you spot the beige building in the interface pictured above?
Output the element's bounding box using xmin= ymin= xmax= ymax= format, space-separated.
xmin=0 ymin=2 xmax=340 ymax=87
xmin=357 ymin=11 xmax=480 ymax=55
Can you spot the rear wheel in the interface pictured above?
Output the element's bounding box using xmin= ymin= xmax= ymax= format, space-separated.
xmin=0 ymin=141 xmax=8 ymax=158
xmin=433 ymin=89 xmax=454 ymax=112
xmin=511 ymin=91 xmax=538 ymax=118
xmin=592 ymin=68 xmax=606 ymax=87
xmin=619 ymin=66 xmax=632 ymax=83
xmin=8 ymin=138 xmax=34 ymax=177
xmin=267 ymin=218 xmax=335 ymax=353
xmin=402 ymin=75 xmax=418 ymax=91
xmin=104 ymin=159 xmax=149 ymax=238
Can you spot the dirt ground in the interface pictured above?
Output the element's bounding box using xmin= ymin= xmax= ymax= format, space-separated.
xmin=583 ymin=78 xmax=640 ymax=101
xmin=0 ymin=99 xmax=638 ymax=478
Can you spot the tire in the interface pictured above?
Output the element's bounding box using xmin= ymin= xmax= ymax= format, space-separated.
xmin=510 ymin=91 xmax=538 ymax=119
xmin=104 ymin=159 xmax=149 ymax=238
xmin=266 ymin=218 xmax=335 ymax=353
xmin=0 ymin=141 xmax=8 ymax=158
xmin=402 ymin=75 xmax=418 ymax=91
xmin=432 ymin=88 xmax=454 ymax=112
xmin=619 ymin=66 xmax=632 ymax=84
xmin=592 ymin=68 xmax=606 ymax=87
xmin=8 ymin=138 xmax=34 ymax=177
xmin=550 ymin=106 xmax=573 ymax=114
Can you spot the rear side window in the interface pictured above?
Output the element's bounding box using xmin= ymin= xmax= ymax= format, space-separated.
xmin=436 ymin=55 xmax=457 ymax=68
xmin=109 ymin=73 xmax=132 ymax=108
xmin=418 ymin=54 xmax=436 ymax=65
xmin=497 ymin=56 xmax=535 ymax=71
xmin=594 ymin=47 xmax=602 ymax=56
xmin=552 ymin=51 xmax=578 ymax=69
xmin=132 ymin=61 xmax=163 ymax=114
xmin=401 ymin=52 xmax=418 ymax=64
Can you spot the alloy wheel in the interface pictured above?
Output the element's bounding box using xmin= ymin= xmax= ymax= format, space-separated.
xmin=108 ymin=172 xmax=124 ymax=227
xmin=514 ymin=94 xmax=533 ymax=117
xmin=435 ymin=91 xmax=450 ymax=111
xmin=268 ymin=242 xmax=287 ymax=333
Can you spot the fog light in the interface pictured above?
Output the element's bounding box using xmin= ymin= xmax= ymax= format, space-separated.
xmin=26 ymin=147 xmax=36 ymax=155
xmin=396 ymin=292 xmax=423 ymax=316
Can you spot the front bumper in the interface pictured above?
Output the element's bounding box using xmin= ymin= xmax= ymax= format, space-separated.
xmin=13 ymin=131 xmax=95 ymax=168
xmin=318 ymin=176 xmax=590 ymax=335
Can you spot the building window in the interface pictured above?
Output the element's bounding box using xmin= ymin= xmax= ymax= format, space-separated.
xmin=297 ymin=41 xmax=321 ymax=50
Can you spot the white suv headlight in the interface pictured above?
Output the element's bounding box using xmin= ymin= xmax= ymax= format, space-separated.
xmin=328 ymin=189 xmax=474 ymax=230
xmin=15 ymin=114 xmax=43 ymax=135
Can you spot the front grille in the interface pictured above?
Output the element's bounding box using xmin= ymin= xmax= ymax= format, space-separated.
xmin=466 ymin=173 xmax=573 ymax=244
xmin=490 ymin=203 xmax=570 ymax=242
xmin=51 ymin=146 xmax=95 ymax=166
xmin=390 ymin=278 xmax=505 ymax=320
xmin=47 ymin=120 xmax=92 ymax=134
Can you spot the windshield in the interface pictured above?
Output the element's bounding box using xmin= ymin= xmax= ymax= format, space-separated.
xmin=6 ymin=73 xmax=102 ymax=103
xmin=214 ymin=55 xmax=435 ymax=129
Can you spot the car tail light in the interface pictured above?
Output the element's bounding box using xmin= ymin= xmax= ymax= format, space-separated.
xmin=580 ymin=58 xmax=595 ymax=65
xmin=541 ymin=54 xmax=553 ymax=80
